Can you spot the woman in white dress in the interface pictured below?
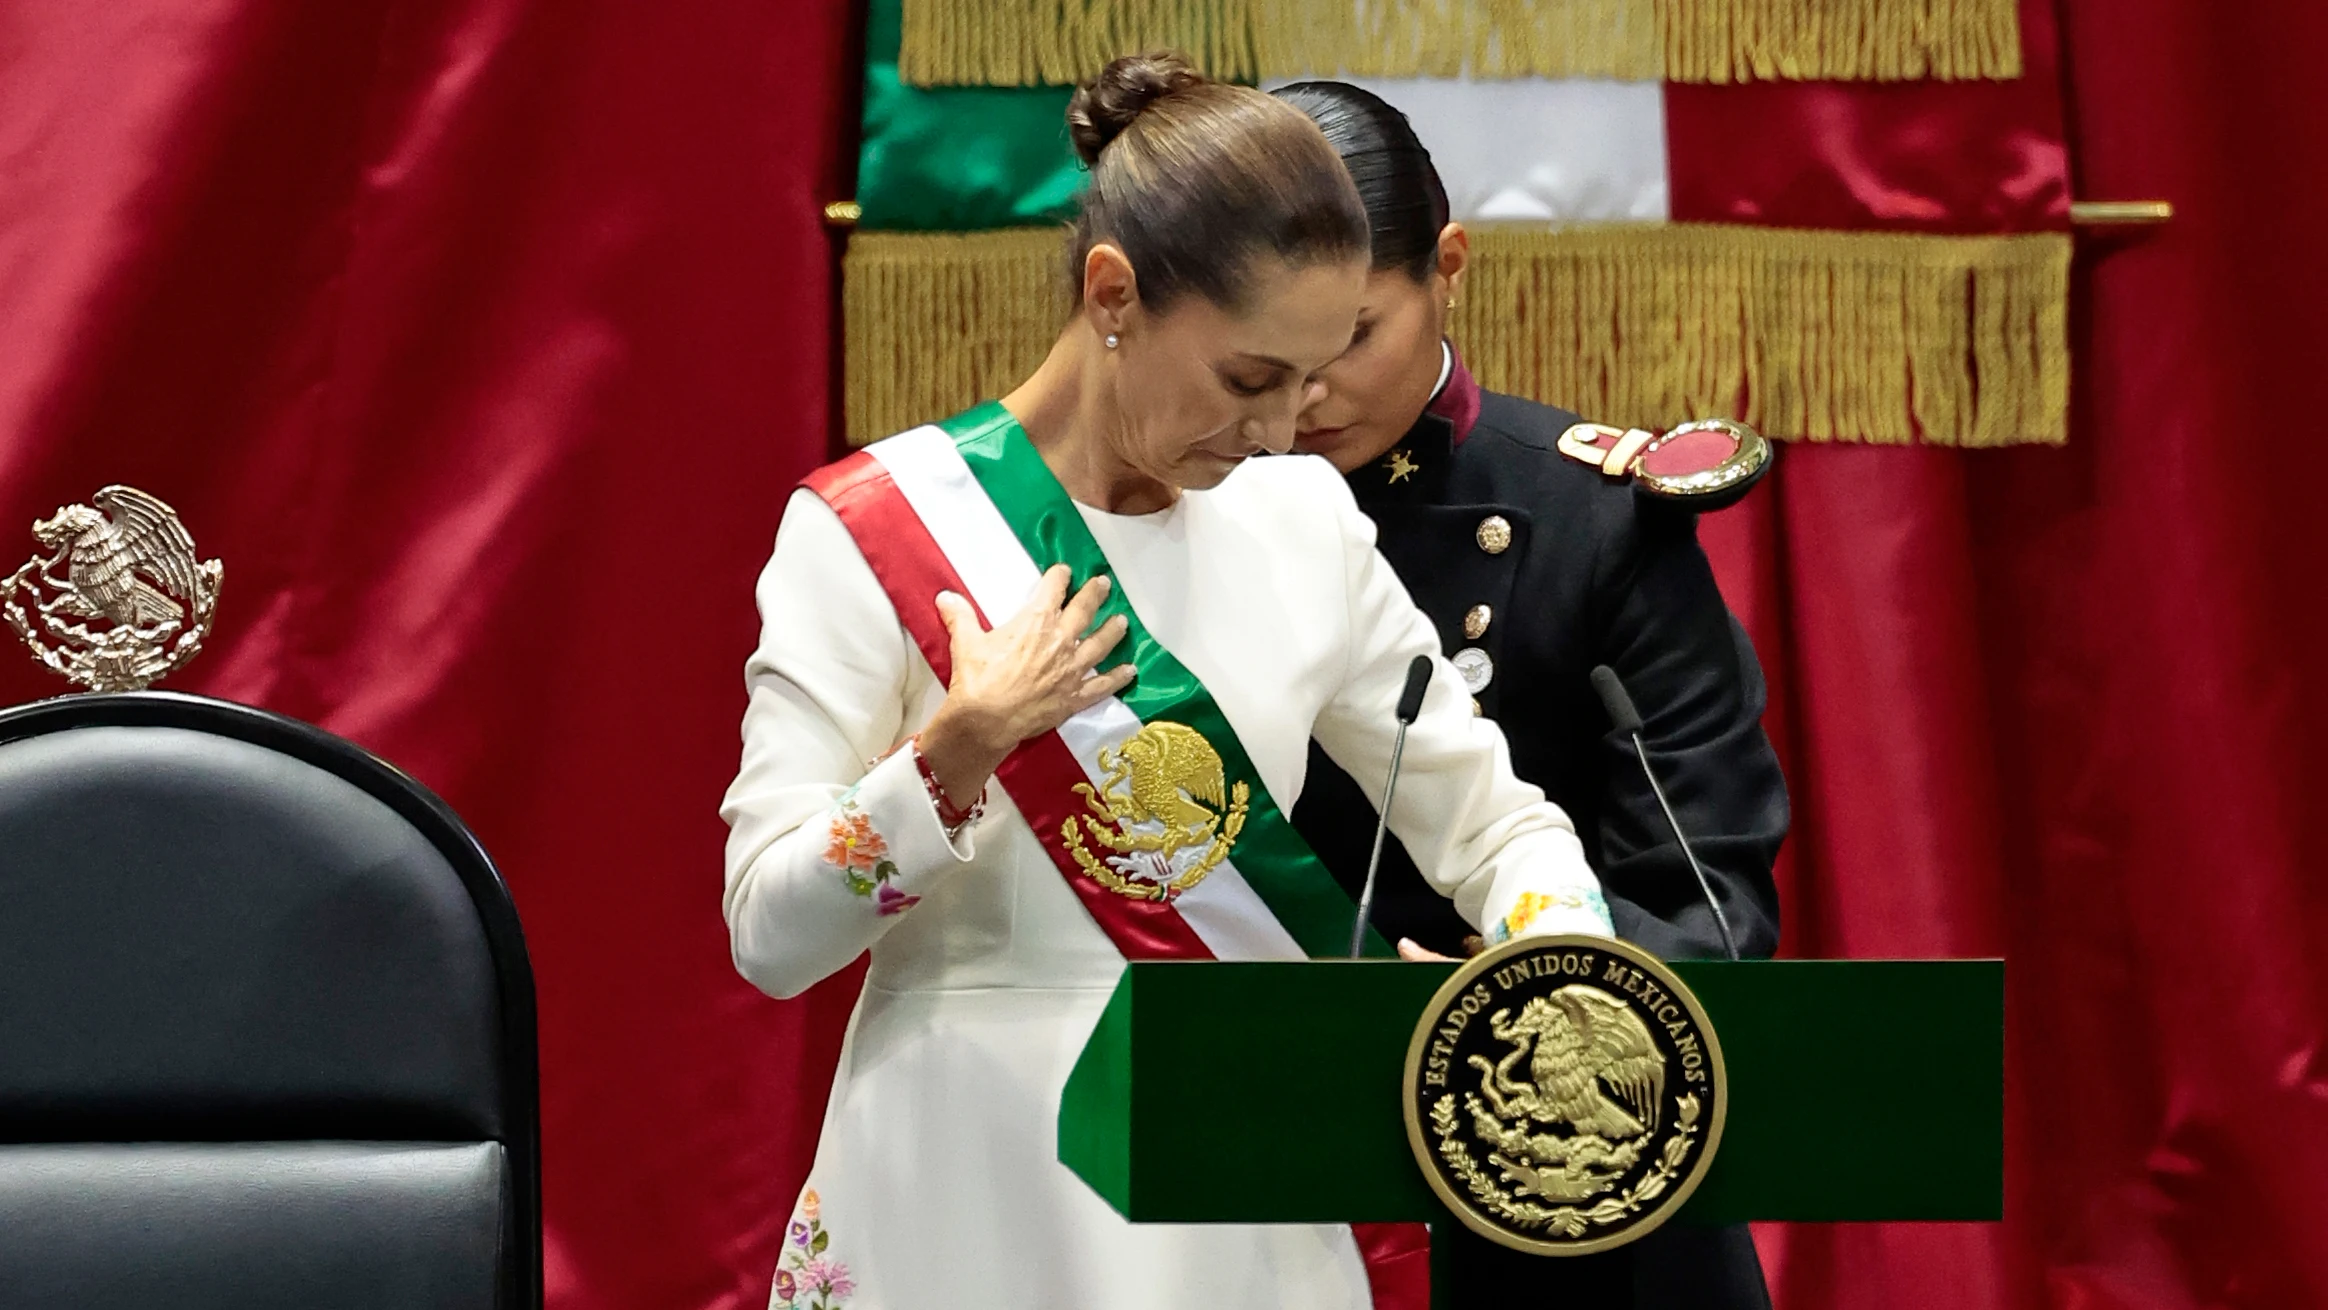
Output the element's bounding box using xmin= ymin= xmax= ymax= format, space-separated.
xmin=721 ymin=52 xmax=1613 ymax=1310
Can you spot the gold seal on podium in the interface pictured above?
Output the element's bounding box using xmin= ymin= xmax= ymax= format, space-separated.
xmin=1403 ymin=934 xmax=1728 ymax=1256
xmin=5 ymin=485 xmax=222 ymax=693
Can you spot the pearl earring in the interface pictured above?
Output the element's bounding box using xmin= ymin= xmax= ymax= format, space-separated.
xmin=1105 ymin=333 xmax=1120 ymax=349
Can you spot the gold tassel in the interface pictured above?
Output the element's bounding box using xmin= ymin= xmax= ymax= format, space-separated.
xmin=898 ymin=0 xmax=2019 ymax=86
xmin=1660 ymin=0 xmax=2024 ymax=83
xmin=843 ymin=228 xmax=1071 ymax=446
xmin=1455 ymin=224 xmax=2068 ymax=445
xmin=842 ymin=224 xmax=2069 ymax=447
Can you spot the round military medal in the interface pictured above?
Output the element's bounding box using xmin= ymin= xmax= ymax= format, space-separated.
xmin=1402 ymin=934 xmax=1727 ymax=1256
xmin=1451 ymin=646 xmax=1494 ymax=694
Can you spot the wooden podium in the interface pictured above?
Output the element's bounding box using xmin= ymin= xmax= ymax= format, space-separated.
xmin=1060 ymin=959 xmax=2002 ymax=1304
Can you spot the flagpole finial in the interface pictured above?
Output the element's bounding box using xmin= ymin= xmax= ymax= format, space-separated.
xmin=2070 ymin=200 xmax=2172 ymax=226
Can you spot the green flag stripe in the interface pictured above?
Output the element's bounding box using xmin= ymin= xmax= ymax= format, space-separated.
xmin=935 ymin=403 xmax=1390 ymax=959
xmin=858 ymin=0 xmax=1079 ymax=231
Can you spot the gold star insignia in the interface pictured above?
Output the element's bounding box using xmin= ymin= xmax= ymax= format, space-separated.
xmin=1383 ymin=448 xmax=1419 ymax=484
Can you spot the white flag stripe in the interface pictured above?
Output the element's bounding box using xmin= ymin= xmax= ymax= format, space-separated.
xmin=1267 ymin=76 xmax=1670 ymax=222
xmin=866 ymin=429 xmax=1308 ymax=961
xmin=1148 ymin=843 xmax=1316 ymax=958
xmin=869 ymin=427 xmax=1048 ymax=626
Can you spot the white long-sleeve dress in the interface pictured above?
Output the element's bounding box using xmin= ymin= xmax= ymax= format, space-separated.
xmin=721 ymin=442 xmax=1607 ymax=1310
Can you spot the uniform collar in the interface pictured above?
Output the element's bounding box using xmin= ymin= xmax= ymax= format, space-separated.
xmin=1429 ymin=341 xmax=1482 ymax=446
xmin=1351 ymin=342 xmax=1480 ymax=505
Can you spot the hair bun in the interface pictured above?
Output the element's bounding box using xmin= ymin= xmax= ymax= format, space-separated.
xmin=1066 ymin=51 xmax=1206 ymax=166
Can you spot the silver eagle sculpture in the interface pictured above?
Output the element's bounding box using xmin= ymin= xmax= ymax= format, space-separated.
xmin=6 ymin=485 xmax=222 ymax=693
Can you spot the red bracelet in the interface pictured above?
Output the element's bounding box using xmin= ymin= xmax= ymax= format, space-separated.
xmin=908 ymin=734 xmax=984 ymax=835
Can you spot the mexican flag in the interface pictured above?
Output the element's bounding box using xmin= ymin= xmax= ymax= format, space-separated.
xmin=841 ymin=0 xmax=2071 ymax=449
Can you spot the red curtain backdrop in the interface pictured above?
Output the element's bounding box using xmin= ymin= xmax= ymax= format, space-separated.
xmin=0 ymin=2 xmax=861 ymax=1306
xmin=2 ymin=3 xmax=2323 ymax=1309
xmin=1680 ymin=1 xmax=2328 ymax=1306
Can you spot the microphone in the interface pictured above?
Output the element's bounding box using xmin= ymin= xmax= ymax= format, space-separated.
xmin=1589 ymin=664 xmax=1740 ymax=961
xmin=1349 ymin=654 xmax=1434 ymax=958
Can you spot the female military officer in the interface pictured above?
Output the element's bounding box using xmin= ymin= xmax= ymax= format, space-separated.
xmin=1275 ymin=81 xmax=1790 ymax=1308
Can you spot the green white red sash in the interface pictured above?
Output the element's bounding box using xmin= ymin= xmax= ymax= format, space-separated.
xmin=803 ymin=402 xmax=1391 ymax=964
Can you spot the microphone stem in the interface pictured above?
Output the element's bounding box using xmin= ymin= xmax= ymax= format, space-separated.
xmin=1349 ymin=721 xmax=1412 ymax=959
xmin=1630 ymin=731 xmax=1740 ymax=962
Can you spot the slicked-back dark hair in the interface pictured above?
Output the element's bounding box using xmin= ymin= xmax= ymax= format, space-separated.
xmin=1067 ymin=53 xmax=1370 ymax=312
xmin=1274 ymin=81 xmax=1450 ymax=283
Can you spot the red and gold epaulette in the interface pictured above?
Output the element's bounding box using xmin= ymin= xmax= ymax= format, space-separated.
xmin=1555 ymin=418 xmax=1772 ymax=511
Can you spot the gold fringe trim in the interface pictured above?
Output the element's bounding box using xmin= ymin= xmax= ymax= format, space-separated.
xmin=843 ymin=224 xmax=2069 ymax=448
xmin=844 ymin=229 xmax=1070 ymax=446
xmin=1671 ymin=0 xmax=2025 ymax=83
xmin=1456 ymin=224 xmax=2068 ymax=446
xmin=897 ymin=0 xmax=2021 ymax=86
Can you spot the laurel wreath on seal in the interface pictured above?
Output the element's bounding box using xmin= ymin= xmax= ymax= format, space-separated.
xmin=4 ymin=550 xmax=221 ymax=694
xmin=1430 ymin=1092 xmax=1702 ymax=1239
xmin=1058 ymin=795 xmax=1246 ymax=902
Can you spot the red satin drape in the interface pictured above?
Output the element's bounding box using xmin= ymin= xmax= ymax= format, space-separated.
xmin=0 ymin=3 xmax=860 ymax=1306
xmin=4 ymin=2 xmax=2325 ymax=1308
xmin=1678 ymin=1 xmax=2328 ymax=1306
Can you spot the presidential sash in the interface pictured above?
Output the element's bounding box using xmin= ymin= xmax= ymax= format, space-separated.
xmin=804 ymin=402 xmax=1392 ymax=964
xmin=807 ymin=406 xmax=1430 ymax=1308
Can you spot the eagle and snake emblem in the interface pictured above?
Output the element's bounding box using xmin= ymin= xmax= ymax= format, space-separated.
xmin=1465 ymin=987 xmax=1669 ymax=1203
xmin=1060 ymin=720 xmax=1249 ymax=901
xmin=1405 ymin=937 xmax=1725 ymax=1255
xmin=5 ymin=485 xmax=222 ymax=692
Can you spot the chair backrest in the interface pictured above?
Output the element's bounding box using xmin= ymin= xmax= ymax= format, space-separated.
xmin=0 ymin=691 xmax=541 ymax=1310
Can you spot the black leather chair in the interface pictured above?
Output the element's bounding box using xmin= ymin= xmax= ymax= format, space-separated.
xmin=0 ymin=691 xmax=541 ymax=1309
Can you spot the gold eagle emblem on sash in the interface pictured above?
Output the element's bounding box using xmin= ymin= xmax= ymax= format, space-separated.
xmin=1059 ymin=721 xmax=1248 ymax=902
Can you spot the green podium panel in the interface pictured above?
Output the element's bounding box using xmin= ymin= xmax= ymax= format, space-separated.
xmin=1059 ymin=959 xmax=2001 ymax=1226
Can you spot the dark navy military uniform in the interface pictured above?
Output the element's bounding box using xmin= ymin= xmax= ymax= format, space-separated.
xmin=1292 ymin=352 xmax=1788 ymax=1308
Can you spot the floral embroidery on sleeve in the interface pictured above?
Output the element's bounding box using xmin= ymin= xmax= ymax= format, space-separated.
xmin=823 ymin=788 xmax=920 ymax=916
xmin=1487 ymin=887 xmax=1611 ymax=944
xmin=773 ymin=1189 xmax=855 ymax=1309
